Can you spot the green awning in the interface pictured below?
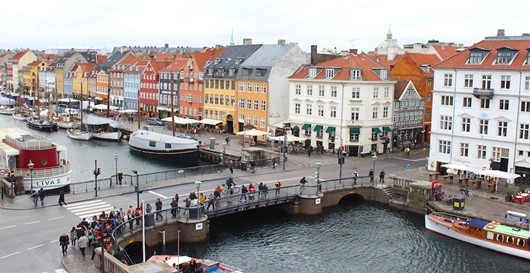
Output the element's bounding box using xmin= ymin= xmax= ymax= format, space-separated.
xmin=350 ymin=128 xmax=360 ymax=134
xmin=301 ymin=123 xmax=311 ymax=130
xmin=383 ymin=126 xmax=392 ymax=133
xmin=372 ymin=127 xmax=382 ymax=134
xmin=325 ymin=126 xmax=335 ymax=133
xmin=313 ymin=125 xmax=323 ymax=132
xmin=292 ymin=126 xmax=300 ymax=131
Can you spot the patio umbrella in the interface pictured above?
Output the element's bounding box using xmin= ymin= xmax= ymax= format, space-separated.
xmin=236 ymin=129 xmax=268 ymax=136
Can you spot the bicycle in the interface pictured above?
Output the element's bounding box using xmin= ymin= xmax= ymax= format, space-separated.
xmin=222 ymin=185 xmax=241 ymax=194
xmin=460 ymin=187 xmax=473 ymax=199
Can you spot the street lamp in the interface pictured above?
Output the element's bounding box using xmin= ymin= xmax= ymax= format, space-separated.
xmin=132 ymin=170 xmax=140 ymax=209
xmin=113 ymin=152 xmax=118 ymax=187
xmin=372 ymin=152 xmax=378 ymax=186
xmin=28 ymin=160 xmax=34 ymax=192
xmin=316 ymin=162 xmax=322 ymax=193
xmin=195 ymin=179 xmax=202 ymax=218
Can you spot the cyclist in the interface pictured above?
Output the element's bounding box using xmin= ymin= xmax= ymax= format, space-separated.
xmin=226 ymin=177 xmax=236 ymax=194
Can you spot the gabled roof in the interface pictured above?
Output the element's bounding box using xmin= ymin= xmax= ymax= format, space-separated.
xmin=435 ymin=38 xmax=530 ymax=70
xmin=193 ymin=47 xmax=225 ymax=69
xmin=394 ymin=80 xmax=420 ymax=100
xmin=78 ymin=63 xmax=96 ymax=74
xmin=100 ymin=50 xmax=133 ymax=72
xmin=407 ymin=53 xmax=442 ymax=66
xmin=207 ymin=44 xmax=262 ymax=70
xmin=12 ymin=51 xmax=28 ymax=62
xmin=366 ymin=52 xmax=402 ymax=70
xmin=159 ymin=59 xmax=187 ymax=73
xmin=431 ymin=45 xmax=464 ymax=60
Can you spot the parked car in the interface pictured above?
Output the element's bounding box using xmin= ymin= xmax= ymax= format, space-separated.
xmin=147 ymin=118 xmax=164 ymax=125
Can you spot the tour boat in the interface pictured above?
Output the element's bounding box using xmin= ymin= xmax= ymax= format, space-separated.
xmin=86 ymin=114 xmax=123 ymax=141
xmin=146 ymin=255 xmax=243 ymax=273
xmin=425 ymin=211 xmax=530 ymax=260
xmin=0 ymin=127 xmax=72 ymax=193
xmin=128 ymin=128 xmax=200 ymax=163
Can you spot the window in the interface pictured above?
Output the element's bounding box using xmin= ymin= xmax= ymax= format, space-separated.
xmin=491 ymin=147 xmax=508 ymax=161
xmin=441 ymin=96 xmax=454 ymax=106
xmin=295 ymin=84 xmax=301 ymax=95
xmin=464 ymin=74 xmax=474 ymax=88
xmin=499 ymin=99 xmax=509 ymax=110
xmin=462 ymin=118 xmax=470 ymax=132
xmin=246 ymin=99 xmax=251 ymax=109
xmin=525 ymin=76 xmax=530 ymax=91
xmin=522 ymin=101 xmax=530 ymax=112
xmin=497 ymin=51 xmax=513 ymax=64
xmin=253 ymin=100 xmax=259 ymax=110
xmin=479 ymin=119 xmax=489 ymax=135
xmin=330 ymin=106 xmax=337 ymax=118
xmin=254 ymin=84 xmax=260 ymax=93
xmin=520 ymin=124 xmax=530 ymax=140
xmin=477 ymin=145 xmax=487 ymax=159
xmin=247 ymin=83 xmax=252 ymax=92
xmin=439 ymin=140 xmax=451 ymax=154
xmin=384 ymin=87 xmax=390 ymax=98
xmin=352 ymin=87 xmax=360 ymax=99
xmin=463 ymin=97 xmax=472 ymax=107
xmin=469 ymin=51 xmax=485 ymax=64
xmin=331 ymin=86 xmax=337 ymax=97
xmin=307 ymin=85 xmax=313 ymax=96
xmin=443 ymin=74 xmax=453 ymax=87
xmin=318 ymin=105 xmax=324 ymax=117
xmin=306 ymin=104 xmax=312 ymax=115
xmin=480 ymin=98 xmax=490 ymax=108
xmin=326 ymin=69 xmax=335 ymax=78
xmin=295 ymin=103 xmax=300 ymax=114
xmin=318 ymin=86 xmax=325 ymax=96
xmin=500 ymin=75 xmax=511 ymax=90
xmin=351 ymin=107 xmax=359 ymax=120
xmin=460 ymin=143 xmax=469 ymax=157
xmin=351 ymin=69 xmax=361 ymax=80
xmin=498 ymin=121 xmax=508 ymax=137
xmin=308 ymin=68 xmax=317 ymax=78
xmin=383 ymin=106 xmax=388 ymax=118
xmin=260 ymin=117 xmax=265 ymax=128
xmin=261 ymin=83 xmax=267 ymax=93
xmin=482 ymin=75 xmax=492 ymax=89
xmin=239 ymin=83 xmax=245 ymax=92
xmin=261 ymin=101 xmax=266 ymax=111
xmin=372 ymin=107 xmax=378 ymax=119
xmin=440 ymin=116 xmax=452 ymax=130
xmin=373 ymin=87 xmax=379 ymax=99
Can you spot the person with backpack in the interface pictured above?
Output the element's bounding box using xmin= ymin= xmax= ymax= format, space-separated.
xmin=155 ymin=198 xmax=163 ymax=220
xmin=300 ymin=177 xmax=307 ymax=193
xmin=59 ymin=233 xmax=69 ymax=255
xmin=379 ymin=170 xmax=385 ymax=184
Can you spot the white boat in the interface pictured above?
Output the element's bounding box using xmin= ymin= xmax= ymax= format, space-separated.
xmin=146 ymin=255 xmax=243 ymax=273
xmin=12 ymin=112 xmax=29 ymax=121
xmin=0 ymin=127 xmax=72 ymax=192
xmin=86 ymin=114 xmax=123 ymax=141
xmin=0 ymin=106 xmax=15 ymax=115
xmin=66 ymin=128 xmax=93 ymax=140
xmin=128 ymin=127 xmax=200 ymax=163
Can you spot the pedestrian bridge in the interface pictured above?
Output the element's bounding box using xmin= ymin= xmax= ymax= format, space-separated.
xmin=111 ymin=177 xmax=396 ymax=252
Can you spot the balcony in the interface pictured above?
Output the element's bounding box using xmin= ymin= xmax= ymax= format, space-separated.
xmin=473 ymin=88 xmax=494 ymax=99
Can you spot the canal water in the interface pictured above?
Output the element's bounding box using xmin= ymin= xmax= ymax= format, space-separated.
xmin=3 ymin=115 xmax=528 ymax=272
xmin=141 ymin=200 xmax=528 ymax=273
xmin=1 ymin=115 xmax=191 ymax=182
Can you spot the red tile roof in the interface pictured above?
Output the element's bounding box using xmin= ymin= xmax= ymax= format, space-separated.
xmin=12 ymin=51 xmax=27 ymax=62
xmin=394 ymin=80 xmax=410 ymax=99
xmin=431 ymin=45 xmax=464 ymax=60
xmin=159 ymin=59 xmax=187 ymax=72
xmin=435 ymin=38 xmax=530 ymax=70
xmin=193 ymin=47 xmax=225 ymax=69
xmin=366 ymin=52 xmax=402 ymax=70
xmin=406 ymin=53 xmax=442 ymax=66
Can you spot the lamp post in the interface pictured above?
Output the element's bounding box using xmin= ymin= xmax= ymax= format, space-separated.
xmin=132 ymin=170 xmax=140 ymax=209
xmin=93 ymin=160 xmax=100 ymax=197
xmin=28 ymin=160 xmax=34 ymax=192
xmin=372 ymin=152 xmax=378 ymax=186
xmin=338 ymin=145 xmax=345 ymax=183
xmin=283 ymin=131 xmax=288 ymax=171
xmin=316 ymin=162 xmax=322 ymax=193
xmin=113 ymin=152 xmax=118 ymax=187
xmin=195 ymin=179 xmax=202 ymax=218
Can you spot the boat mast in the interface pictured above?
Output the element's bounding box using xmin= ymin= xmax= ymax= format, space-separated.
xmin=80 ymin=82 xmax=83 ymax=126
xmin=137 ymin=88 xmax=141 ymax=129
xmin=170 ymin=68 xmax=175 ymax=136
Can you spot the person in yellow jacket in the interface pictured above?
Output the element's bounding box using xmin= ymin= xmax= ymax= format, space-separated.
xmin=199 ymin=193 xmax=207 ymax=204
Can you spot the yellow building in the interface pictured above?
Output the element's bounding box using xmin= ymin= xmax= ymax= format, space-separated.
xmin=203 ymin=78 xmax=237 ymax=131
xmin=236 ymin=80 xmax=268 ymax=131
xmin=72 ymin=63 xmax=96 ymax=98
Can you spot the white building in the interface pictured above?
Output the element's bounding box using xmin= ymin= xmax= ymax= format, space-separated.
xmin=287 ymin=51 xmax=396 ymax=156
xmin=428 ymin=30 xmax=530 ymax=177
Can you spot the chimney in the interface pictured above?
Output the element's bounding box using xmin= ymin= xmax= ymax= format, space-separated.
xmin=278 ymin=39 xmax=286 ymax=45
xmin=349 ymin=49 xmax=358 ymax=55
xmin=311 ymin=45 xmax=317 ymax=65
xmin=243 ymin=38 xmax=252 ymax=45
xmin=497 ymin=29 xmax=505 ymax=37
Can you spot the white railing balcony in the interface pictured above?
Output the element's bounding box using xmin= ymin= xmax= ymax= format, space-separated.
xmin=16 ymin=162 xmax=72 ymax=178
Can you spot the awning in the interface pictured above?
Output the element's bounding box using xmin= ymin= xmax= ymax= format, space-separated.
xmin=199 ymin=118 xmax=223 ymax=126
xmin=350 ymin=128 xmax=360 ymax=134
xmin=313 ymin=125 xmax=323 ymax=132
xmin=326 ymin=126 xmax=335 ymax=133
xmin=292 ymin=126 xmax=300 ymax=131
xmin=441 ymin=163 xmax=476 ymax=173
xmin=372 ymin=128 xmax=382 ymax=134
xmin=301 ymin=123 xmax=311 ymax=130
xmin=475 ymin=169 xmax=521 ymax=183
xmin=383 ymin=126 xmax=392 ymax=133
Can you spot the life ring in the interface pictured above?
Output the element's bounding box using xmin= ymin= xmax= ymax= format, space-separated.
xmin=486 ymin=223 xmax=497 ymax=229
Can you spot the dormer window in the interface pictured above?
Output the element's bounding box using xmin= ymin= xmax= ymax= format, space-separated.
xmin=256 ymin=68 xmax=266 ymax=77
xmin=350 ymin=69 xmax=361 ymax=80
xmin=242 ymin=68 xmax=251 ymax=76
xmin=228 ymin=68 xmax=235 ymax=76
xmin=468 ymin=48 xmax=489 ymax=64
xmin=326 ymin=69 xmax=335 ymax=78
xmin=308 ymin=68 xmax=317 ymax=78
xmin=420 ymin=65 xmax=431 ymax=73
xmin=236 ymin=57 xmax=244 ymax=64
xmin=526 ymin=50 xmax=530 ymax=65
xmin=496 ymin=48 xmax=517 ymax=65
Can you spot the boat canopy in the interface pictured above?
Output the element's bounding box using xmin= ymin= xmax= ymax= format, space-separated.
xmin=468 ymin=218 xmax=489 ymax=229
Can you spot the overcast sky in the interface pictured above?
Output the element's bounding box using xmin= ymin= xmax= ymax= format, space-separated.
xmin=2 ymin=0 xmax=528 ymax=53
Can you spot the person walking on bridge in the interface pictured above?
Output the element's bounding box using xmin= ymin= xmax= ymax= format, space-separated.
xmin=369 ymin=169 xmax=374 ymax=185
xmin=155 ymin=198 xmax=163 ymax=220
xmin=379 ymin=170 xmax=385 ymax=184
xmin=300 ymin=177 xmax=307 ymax=193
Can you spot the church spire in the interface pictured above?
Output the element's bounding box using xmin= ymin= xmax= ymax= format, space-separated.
xmin=229 ymin=27 xmax=235 ymax=46
xmin=386 ymin=25 xmax=392 ymax=40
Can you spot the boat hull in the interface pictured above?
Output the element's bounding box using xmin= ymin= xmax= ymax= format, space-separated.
xmin=57 ymin=121 xmax=75 ymax=129
xmin=12 ymin=113 xmax=28 ymax=121
xmin=129 ymin=144 xmax=200 ymax=163
xmin=67 ymin=129 xmax=93 ymax=140
xmin=93 ymin=131 xmax=122 ymax=141
xmin=425 ymin=214 xmax=530 ymax=260
xmin=27 ymin=120 xmax=58 ymax=132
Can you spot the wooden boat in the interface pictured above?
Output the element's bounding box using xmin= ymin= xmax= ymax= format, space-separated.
xmin=425 ymin=211 xmax=530 ymax=260
xmin=0 ymin=105 xmax=15 ymax=115
xmin=86 ymin=114 xmax=123 ymax=141
xmin=27 ymin=115 xmax=58 ymax=132
xmin=12 ymin=111 xmax=30 ymax=121
xmin=66 ymin=128 xmax=93 ymax=141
